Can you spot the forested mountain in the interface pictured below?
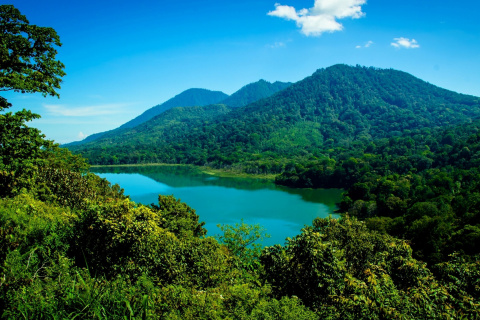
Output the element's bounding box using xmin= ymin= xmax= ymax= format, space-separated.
xmin=220 ymin=79 xmax=291 ymax=108
xmin=80 ymin=104 xmax=232 ymax=164
xmin=70 ymin=64 xmax=480 ymax=166
xmin=119 ymin=88 xmax=229 ymax=130
xmin=66 ymin=88 xmax=229 ymax=146
xmin=67 ymin=80 xmax=291 ymax=146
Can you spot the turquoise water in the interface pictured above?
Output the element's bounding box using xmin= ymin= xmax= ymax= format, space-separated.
xmin=91 ymin=165 xmax=342 ymax=246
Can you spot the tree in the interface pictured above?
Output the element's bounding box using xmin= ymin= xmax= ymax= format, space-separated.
xmin=215 ymin=220 xmax=270 ymax=272
xmin=0 ymin=4 xmax=65 ymax=110
xmin=0 ymin=5 xmax=69 ymax=196
xmin=260 ymin=217 xmax=472 ymax=318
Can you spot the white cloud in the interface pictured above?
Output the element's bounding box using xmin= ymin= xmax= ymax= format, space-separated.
xmin=44 ymin=103 xmax=130 ymax=117
xmin=267 ymin=41 xmax=287 ymax=48
xmin=268 ymin=0 xmax=367 ymax=36
xmin=391 ymin=37 xmax=420 ymax=49
xmin=78 ymin=131 xmax=86 ymax=140
xmin=356 ymin=40 xmax=373 ymax=48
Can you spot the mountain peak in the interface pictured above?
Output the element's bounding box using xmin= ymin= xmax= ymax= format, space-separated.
xmin=68 ymin=65 xmax=480 ymax=161
xmin=220 ymin=79 xmax=292 ymax=108
xmin=119 ymin=88 xmax=228 ymax=130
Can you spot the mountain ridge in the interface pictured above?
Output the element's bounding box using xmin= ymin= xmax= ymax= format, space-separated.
xmin=64 ymin=88 xmax=228 ymax=146
xmin=119 ymin=88 xmax=228 ymax=130
xmin=68 ymin=64 xmax=480 ymax=166
xmin=65 ymin=80 xmax=292 ymax=146
xmin=219 ymin=79 xmax=292 ymax=108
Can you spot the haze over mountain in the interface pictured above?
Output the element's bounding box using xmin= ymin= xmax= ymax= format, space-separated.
xmin=68 ymin=64 xmax=480 ymax=165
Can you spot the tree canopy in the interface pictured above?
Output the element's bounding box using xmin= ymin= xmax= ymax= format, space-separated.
xmin=0 ymin=4 xmax=65 ymax=110
xmin=0 ymin=4 xmax=77 ymax=197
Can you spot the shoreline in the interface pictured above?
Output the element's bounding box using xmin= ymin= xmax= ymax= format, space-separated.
xmin=89 ymin=163 xmax=277 ymax=181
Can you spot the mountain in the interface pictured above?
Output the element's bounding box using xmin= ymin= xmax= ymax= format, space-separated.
xmin=66 ymin=80 xmax=292 ymax=147
xmin=64 ymin=88 xmax=228 ymax=146
xmin=119 ymin=88 xmax=228 ymax=130
xmin=69 ymin=64 xmax=480 ymax=166
xmin=88 ymin=104 xmax=231 ymax=148
xmin=220 ymin=80 xmax=291 ymax=108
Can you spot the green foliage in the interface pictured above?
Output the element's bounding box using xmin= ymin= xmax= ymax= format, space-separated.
xmin=215 ymin=220 xmax=270 ymax=273
xmin=2 ymin=254 xmax=158 ymax=319
xmin=434 ymin=253 xmax=480 ymax=311
xmin=0 ymin=193 xmax=74 ymax=266
xmin=154 ymin=283 xmax=316 ymax=320
xmin=0 ymin=4 xmax=65 ymax=109
xmin=261 ymin=217 xmax=477 ymax=319
xmin=69 ymin=64 xmax=480 ymax=168
xmin=274 ymin=118 xmax=480 ymax=265
xmin=150 ymin=194 xmax=206 ymax=238
xmin=0 ymin=109 xmax=47 ymax=195
xmin=70 ymin=196 xmax=231 ymax=288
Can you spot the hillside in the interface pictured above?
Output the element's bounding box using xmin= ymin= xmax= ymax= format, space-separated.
xmin=6 ymin=68 xmax=480 ymax=319
xmin=67 ymin=80 xmax=291 ymax=147
xmin=70 ymin=64 xmax=480 ymax=166
xmin=81 ymin=104 xmax=232 ymax=164
xmin=220 ymin=79 xmax=291 ymax=108
xmin=65 ymin=88 xmax=229 ymax=146
xmin=119 ymin=88 xmax=229 ymax=130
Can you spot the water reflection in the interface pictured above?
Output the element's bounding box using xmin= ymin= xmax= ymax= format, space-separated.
xmin=92 ymin=165 xmax=274 ymax=190
xmin=91 ymin=165 xmax=343 ymax=246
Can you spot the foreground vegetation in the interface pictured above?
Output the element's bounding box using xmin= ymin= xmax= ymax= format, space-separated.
xmin=276 ymin=120 xmax=480 ymax=266
xmin=1 ymin=4 xmax=479 ymax=318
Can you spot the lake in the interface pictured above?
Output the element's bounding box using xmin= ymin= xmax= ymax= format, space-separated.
xmin=91 ymin=165 xmax=343 ymax=246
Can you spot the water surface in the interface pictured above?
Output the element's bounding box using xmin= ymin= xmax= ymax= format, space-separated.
xmin=92 ymin=165 xmax=342 ymax=246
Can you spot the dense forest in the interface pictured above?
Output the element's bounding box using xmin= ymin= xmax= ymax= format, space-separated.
xmin=219 ymin=79 xmax=292 ymax=108
xmin=69 ymin=64 xmax=480 ymax=168
xmin=1 ymin=4 xmax=480 ymax=318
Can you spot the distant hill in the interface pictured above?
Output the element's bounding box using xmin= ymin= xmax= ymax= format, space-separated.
xmin=87 ymin=104 xmax=231 ymax=147
xmin=220 ymin=80 xmax=291 ymax=108
xmin=68 ymin=64 xmax=480 ymax=166
xmin=64 ymin=88 xmax=228 ymax=146
xmin=119 ymin=88 xmax=228 ymax=130
xmin=66 ymin=80 xmax=292 ymax=147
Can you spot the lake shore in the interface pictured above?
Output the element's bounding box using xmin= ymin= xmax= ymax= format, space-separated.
xmin=90 ymin=163 xmax=277 ymax=181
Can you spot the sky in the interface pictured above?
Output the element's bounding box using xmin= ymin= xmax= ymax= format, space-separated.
xmin=3 ymin=0 xmax=480 ymax=144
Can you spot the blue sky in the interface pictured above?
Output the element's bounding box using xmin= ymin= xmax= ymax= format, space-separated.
xmin=4 ymin=0 xmax=480 ymax=143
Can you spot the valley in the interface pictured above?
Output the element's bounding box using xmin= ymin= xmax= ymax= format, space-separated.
xmin=2 ymin=13 xmax=479 ymax=314
xmin=68 ymin=64 xmax=480 ymax=267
